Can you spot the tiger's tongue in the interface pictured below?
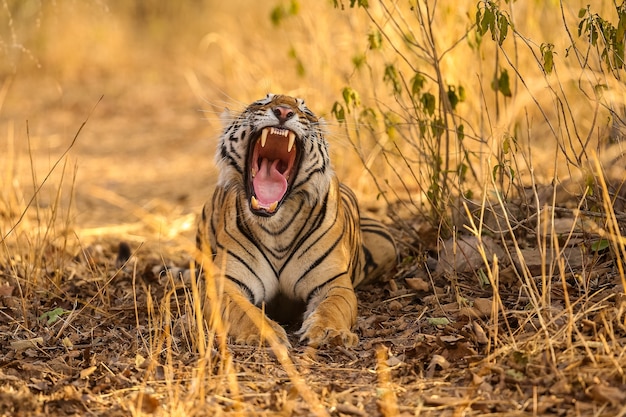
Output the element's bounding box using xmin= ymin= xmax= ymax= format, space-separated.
xmin=253 ymin=158 xmax=287 ymax=205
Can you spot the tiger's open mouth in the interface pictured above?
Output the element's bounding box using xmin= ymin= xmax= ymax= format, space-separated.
xmin=247 ymin=126 xmax=299 ymax=216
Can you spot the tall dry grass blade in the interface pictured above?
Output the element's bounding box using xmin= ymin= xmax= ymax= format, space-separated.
xmin=191 ymin=239 xmax=330 ymax=415
xmin=591 ymin=153 xmax=626 ymax=291
xmin=486 ymin=169 xmax=560 ymax=365
xmin=375 ymin=345 xmax=399 ymax=417
xmin=1 ymin=96 xmax=101 ymax=243
xmin=461 ymin=187 xmax=516 ymax=355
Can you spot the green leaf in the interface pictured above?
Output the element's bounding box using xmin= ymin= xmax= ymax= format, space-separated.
xmin=270 ymin=6 xmax=285 ymax=26
xmin=270 ymin=2 xmax=299 ymax=26
xmin=591 ymin=239 xmax=610 ymax=252
xmin=420 ymin=92 xmax=436 ymax=116
xmin=431 ymin=117 xmax=444 ymax=139
xmin=289 ymin=0 xmax=300 ymax=15
xmin=350 ymin=0 xmax=368 ymax=8
xmin=331 ymin=102 xmax=346 ymax=123
xmin=458 ymin=162 xmax=468 ymax=181
xmin=577 ymin=19 xmax=586 ymax=38
xmin=492 ymin=164 xmax=501 ymax=181
xmin=458 ymin=85 xmax=466 ymax=102
xmin=541 ymin=43 xmax=554 ymax=74
xmin=39 ymin=307 xmax=69 ymax=325
xmin=368 ymin=30 xmax=382 ymax=50
xmin=383 ymin=64 xmax=402 ymax=95
xmin=477 ymin=269 xmax=490 ymax=286
xmin=493 ymin=68 xmax=512 ymax=97
xmin=447 ymin=87 xmax=458 ymax=110
xmin=497 ymin=14 xmax=509 ymax=45
xmin=427 ymin=317 xmax=451 ymax=326
xmin=383 ymin=111 xmax=400 ymax=140
xmin=478 ymin=7 xmax=494 ymax=36
xmin=352 ymin=54 xmax=366 ymax=69
xmin=342 ymin=86 xmax=360 ymax=109
xmin=506 ymin=369 xmax=526 ymax=382
xmin=359 ymin=107 xmax=377 ymax=125
xmin=410 ymin=73 xmax=426 ymax=96
xmin=287 ymin=47 xmax=305 ymax=77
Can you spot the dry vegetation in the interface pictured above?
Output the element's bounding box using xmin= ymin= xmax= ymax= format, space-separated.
xmin=1 ymin=0 xmax=626 ymax=416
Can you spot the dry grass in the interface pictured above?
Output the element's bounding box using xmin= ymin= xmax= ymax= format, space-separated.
xmin=1 ymin=0 xmax=626 ymax=416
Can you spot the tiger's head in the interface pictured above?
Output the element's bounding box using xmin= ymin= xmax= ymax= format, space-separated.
xmin=215 ymin=94 xmax=332 ymax=217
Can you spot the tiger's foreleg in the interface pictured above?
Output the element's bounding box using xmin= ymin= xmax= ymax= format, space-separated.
xmin=199 ymin=189 xmax=291 ymax=347
xmin=204 ymin=277 xmax=291 ymax=347
xmin=297 ymin=274 xmax=358 ymax=348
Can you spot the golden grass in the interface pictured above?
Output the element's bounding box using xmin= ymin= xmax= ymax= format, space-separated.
xmin=1 ymin=0 xmax=626 ymax=415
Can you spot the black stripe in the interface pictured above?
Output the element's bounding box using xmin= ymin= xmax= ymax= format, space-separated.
xmin=278 ymin=190 xmax=329 ymax=275
xmin=292 ymin=166 xmax=326 ymax=189
xmin=361 ymin=244 xmax=378 ymax=278
xmin=306 ymin=279 xmax=351 ymax=304
xmin=362 ymin=227 xmax=394 ymax=241
xmin=257 ymin=199 xmax=305 ymax=236
xmin=224 ymin=249 xmax=265 ymax=302
xmin=233 ymin=198 xmax=278 ymax=275
xmin=224 ymin=275 xmax=255 ymax=303
xmin=298 ymin=204 xmax=338 ymax=258
xmin=294 ymin=232 xmax=343 ymax=292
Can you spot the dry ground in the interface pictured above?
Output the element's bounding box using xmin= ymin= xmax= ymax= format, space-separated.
xmin=1 ymin=198 xmax=625 ymax=416
xmin=1 ymin=1 xmax=626 ymax=416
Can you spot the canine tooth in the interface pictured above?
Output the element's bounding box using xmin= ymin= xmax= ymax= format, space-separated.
xmin=269 ymin=201 xmax=278 ymax=212
xmin=251 ymin=196 xmax=260 ymax=210
xmin=260 ymin=128 xmax=268 ymax=147
xmin=287 ymin=131 xmax=295 ymax=152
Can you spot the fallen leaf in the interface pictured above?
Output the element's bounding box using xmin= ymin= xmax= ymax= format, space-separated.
xmin=62 ymin=337 xmax=74 ymax=349
xmin=80 ymin=366 xmax=97 ymax=379
xmin=405 ymin=277 xmax=429 ymax=292
xmin=549 ymin=378 xmax=572 ymax=395
xmin=472 ymin=321 xmax=489 ymax=344
xmin=11 ymin=337 xmax=44 ymax=352
xmin=473 ymin=298 xmax=493 ymax=317
xmin=135 ymin=354 xmax=147 ymax=368
xmin=335 ymin=403 xmax=367 ymax=417
xmin=439 ymin=335 xmax=464 ymax=345
xmin=434 ymin=236 xmax=506 ymax=276
xmin=426 ymin=354 xmax=450 ymax=378
xmin=587 ymin=383 xmax=626 ymax=407
xmin=387 ymin=300 xmax=403 ymax=311
xmin=459 ymin=307 xmax=483 ymax=319
xmin=0 ymin=284 xmax=14 ymax=297
xmin=386 ymin=354 xmax=404 ymax=367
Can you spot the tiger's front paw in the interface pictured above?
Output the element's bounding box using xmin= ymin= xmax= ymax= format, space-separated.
xmin=230 ymin=316 xmax=291 ymax=348
xmin=298 ymin=315 xmax=358 ymax=348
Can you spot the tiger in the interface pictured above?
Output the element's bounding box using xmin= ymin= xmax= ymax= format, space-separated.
xmin=197 ymin=93 xmax=397 ymax=348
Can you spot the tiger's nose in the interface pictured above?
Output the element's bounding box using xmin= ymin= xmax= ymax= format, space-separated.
xmin=272 ymin=106 xmax=295 ymax=124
